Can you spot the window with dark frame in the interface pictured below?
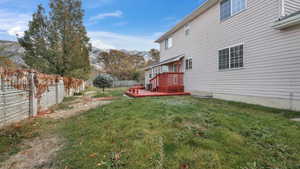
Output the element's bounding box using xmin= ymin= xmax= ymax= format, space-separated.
xmin=185 ymin=58 xmax=193 ymax=70
xmin=230 ymin=45 xmax=243 ymax=68
xmin=185 ymin=59 xmax=189 ymax=70
xmin=219 ymin=45 xmax=243 ymax=70
xmin=219 ymin=48 xmax=230 ymax=70
xmin=188 ymin=58 xmax=193 ymax=69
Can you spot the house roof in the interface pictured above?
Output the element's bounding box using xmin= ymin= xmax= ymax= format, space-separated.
xmin=145 ymin=54 xmax=185 ymax=70
xmin=155 ymin=0 xmax=218 ymax=43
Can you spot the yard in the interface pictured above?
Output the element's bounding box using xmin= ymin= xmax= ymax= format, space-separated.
xmin=1 ymin=88 xmax=300 ymax=169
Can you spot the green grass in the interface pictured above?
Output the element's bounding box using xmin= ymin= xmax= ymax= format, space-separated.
xmin=55 ymin=95 xmax=300 ymax=169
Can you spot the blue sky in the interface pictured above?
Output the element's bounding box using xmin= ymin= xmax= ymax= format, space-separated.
xmin=0 ymin=0 xmax=206 ymax=50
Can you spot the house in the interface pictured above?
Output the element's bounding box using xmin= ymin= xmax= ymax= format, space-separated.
xmin=145 ymin=0 xmax=300 ymax=111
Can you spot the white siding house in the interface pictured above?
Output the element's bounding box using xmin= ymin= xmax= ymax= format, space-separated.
xmin=153 ymin=0 xmax=300 ymax=110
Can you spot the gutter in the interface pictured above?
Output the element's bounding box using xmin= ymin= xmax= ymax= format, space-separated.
xmin=272 ymin=12 xmax=300 ymax=30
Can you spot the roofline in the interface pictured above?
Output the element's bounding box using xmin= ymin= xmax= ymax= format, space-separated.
xmin=155 ymin=0 xmax=219 ymax=43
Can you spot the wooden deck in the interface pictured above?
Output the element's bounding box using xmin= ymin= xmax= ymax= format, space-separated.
xmin=126 ymin=89 xmax=190 ymax=98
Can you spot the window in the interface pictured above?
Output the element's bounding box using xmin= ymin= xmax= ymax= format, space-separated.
xmin=185 ymin=59 xmax=189 ymax=70
xmin=220 ymin=0 xmax=246 ymax=20
xmin=165 ymin=37 xmax=173 ymax=49
xmin=185 ymin=58 xmax=193 ymax=70
xmin=219 ymin=45 xmax=243 ymax=70
xmin=184 ymin=24 xmax=190 ymax=36
xmin=230 ymin=45 xmax=243 ymax=68
xmin=188 ymin=58 xmax=192 ymax=69
xmin=173 ymin=64 xmax=177 ymax=72
xmin=232 ymin=0 xmax=246 ymax=15
xmin=220 ymin=0 xmax=231 ymax=20
xmin=219 ymin=48 xmax=230 ymax=70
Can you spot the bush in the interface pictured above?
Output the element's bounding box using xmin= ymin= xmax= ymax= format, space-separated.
xmin=93 ymin=74 xmax=113 ymax=92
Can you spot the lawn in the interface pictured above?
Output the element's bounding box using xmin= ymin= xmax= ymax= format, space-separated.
xmin=55 ymin=91 xmax=300 ymax=169
xmin=1 ymin=88 xmax=300 ymax=169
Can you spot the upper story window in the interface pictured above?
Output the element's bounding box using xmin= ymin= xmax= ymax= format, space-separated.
xmin=184 ymin=24 xmax=190 ymax=36
xmin=165 ymin=37 xmax=173 ymax=49
xmin=219 ymin=44 xmax=244 ymax=70
xmin=220 ymin=0 xmax=246 ymax=21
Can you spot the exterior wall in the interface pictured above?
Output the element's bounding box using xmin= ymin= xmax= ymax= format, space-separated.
xmin=159 ymin=0 xmax=300 ymax=111
xmin=284 ymin=0 xmax=300 ymax=16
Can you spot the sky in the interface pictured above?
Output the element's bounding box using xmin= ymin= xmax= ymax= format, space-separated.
xmin=0 ymin=0 xmax=206 ymax=51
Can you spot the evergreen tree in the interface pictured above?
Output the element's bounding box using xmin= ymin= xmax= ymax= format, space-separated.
xmin=18 ymin=0 xmax=91 ymax=80
xmin=49 ymin=0 xmax=91 ymax=79
xmin=18 ymin=5 xmax=51 ymax=73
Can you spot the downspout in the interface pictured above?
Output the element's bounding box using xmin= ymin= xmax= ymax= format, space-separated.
xmin=281 ymin=0 xmax=285 ymax=17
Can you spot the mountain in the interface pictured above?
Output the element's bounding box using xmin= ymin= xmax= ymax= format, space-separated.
xmin=0 ymin=40 xmax=153 ymax=70
xmin=0 ymin=40 xmax=26 ymax=66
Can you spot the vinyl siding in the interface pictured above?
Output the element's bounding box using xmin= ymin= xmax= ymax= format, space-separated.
xmin=159 ymin=0 xmax=300 ymax=102
xmin=285 ymin=0 xmax=300 ymax=16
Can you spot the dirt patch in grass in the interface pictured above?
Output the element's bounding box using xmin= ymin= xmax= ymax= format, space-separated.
xmin=0 ymin=135 xmax=62 ymax=169
xmin=44 ymin=96 xmax=112 ymax=120
xmin=0 ymin=88 xmax=123 ymax=169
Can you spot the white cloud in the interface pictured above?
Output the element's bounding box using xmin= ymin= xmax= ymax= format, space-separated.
xmin=88 ymin=31 xmax=160 ymax=51
xmin=0 ymin=10 xmax=31 ymax=39
xmin=90 ymin=10 xmax=123 ymax=21
xmin=90 ymin=39 xmax=116 ymax=50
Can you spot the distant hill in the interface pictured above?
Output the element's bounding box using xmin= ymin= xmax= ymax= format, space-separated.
xmin=0 ymin=40 xmax=26 ymax=66
xmin=0 ymin=40 xmax=152 ymax=70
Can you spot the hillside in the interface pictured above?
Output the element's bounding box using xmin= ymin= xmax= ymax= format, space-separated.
xmin=0 ymin=40 xmax=152 ymax=70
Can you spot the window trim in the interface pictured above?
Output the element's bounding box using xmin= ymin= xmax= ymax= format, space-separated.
xmin=218 ymin=43 xmax=244 ymax=71
xmin=220 ymin=0 xmax=247 ymax=22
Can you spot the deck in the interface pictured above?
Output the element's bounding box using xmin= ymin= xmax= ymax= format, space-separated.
xmin=126 ymin=89 xmax=190 ymax=98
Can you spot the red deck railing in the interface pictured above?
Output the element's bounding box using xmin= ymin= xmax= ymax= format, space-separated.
xmin=150 ymin=72 xmax=184 ymax=93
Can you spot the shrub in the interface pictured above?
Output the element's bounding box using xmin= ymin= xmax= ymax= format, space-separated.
xmin=93 ymin=74 xmax=113 ymax=92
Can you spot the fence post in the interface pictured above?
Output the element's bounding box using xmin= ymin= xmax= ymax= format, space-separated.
xmin=28 ymin=72 xmax=38 ymax=117
xmin=1 ymin=74 xmax=7 ymax=126
xmin=56 ymin=81 xmax=59 ymax=104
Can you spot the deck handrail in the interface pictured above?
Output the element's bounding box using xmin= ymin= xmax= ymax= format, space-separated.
xmin=149 ymin=72 xmax=184 ymax=92
xmin=150 ymin=72 xmax=184 ymax=82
